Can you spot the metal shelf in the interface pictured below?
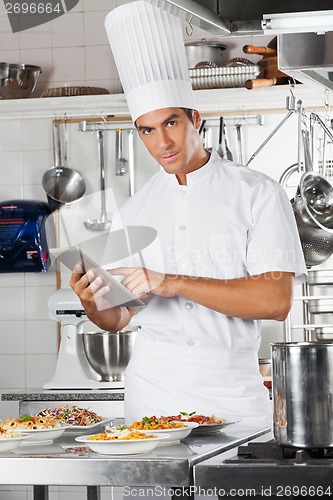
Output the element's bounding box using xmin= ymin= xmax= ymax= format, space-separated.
xmin=0 ymin=85 xmax=329 ymax=120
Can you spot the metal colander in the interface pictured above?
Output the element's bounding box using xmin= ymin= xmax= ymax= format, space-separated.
xmin=291 ymin=198 xmax=333 ymax=267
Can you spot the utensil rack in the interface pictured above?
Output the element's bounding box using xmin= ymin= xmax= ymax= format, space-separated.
xmin=279 ymin=107 xmax=333 ymax=341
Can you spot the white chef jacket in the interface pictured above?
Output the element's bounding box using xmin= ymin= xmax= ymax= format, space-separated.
xmin=110 ymin=149 xmax=307 ymax=428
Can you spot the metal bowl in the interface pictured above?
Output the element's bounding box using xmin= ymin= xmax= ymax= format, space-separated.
xmin=0 ymin=63 xmax=41 ymax=99
xmin=295 ymin=171 xmax=333 ymax=231
xmin=80 ymin=330 xmax=137 ymax=382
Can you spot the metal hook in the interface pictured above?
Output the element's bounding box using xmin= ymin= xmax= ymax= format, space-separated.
xmin=185 ymin=13 xmax=194 ymax=37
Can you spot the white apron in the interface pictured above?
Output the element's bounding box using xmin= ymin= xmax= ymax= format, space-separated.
xmin=124 ymin=335 xmax=273 ymax=429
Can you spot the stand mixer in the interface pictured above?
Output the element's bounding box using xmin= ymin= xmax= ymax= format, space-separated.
xmin=43 ymin=288 xmax=125 ymax=390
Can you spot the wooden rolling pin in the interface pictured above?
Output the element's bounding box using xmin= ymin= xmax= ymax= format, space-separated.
xmin=243 ymin=38 xmax=290 ymax=89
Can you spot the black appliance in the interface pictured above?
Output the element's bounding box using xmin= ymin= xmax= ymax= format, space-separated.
xmin=0 ymin=200 xmax=52 ymax=272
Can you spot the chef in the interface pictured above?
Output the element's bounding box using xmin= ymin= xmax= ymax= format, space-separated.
xmin=70 ymin=1 xmax=307 ymax=428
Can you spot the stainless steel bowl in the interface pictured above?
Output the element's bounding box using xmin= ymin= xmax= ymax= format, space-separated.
xmin=80 ymin=330 xmax=137 ymax=382
xmin=0 ymin=63 xmax=42 ymax=99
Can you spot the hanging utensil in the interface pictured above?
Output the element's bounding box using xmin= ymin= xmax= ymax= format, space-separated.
xmin=128 ymin=129 xmax=135 ymax=197
xmin=115 ymin=128 xmax=127 ymax=176
xmin=84 ymin=130 xmax=111 ymax=231
xmin=223 ymin=122 xmax=233 ymax=160
xmin=235 ymin=124 xmax=243 ymax=164
xmin=199 ymin=119 xmax=206 ymax=136
xmin=42 ymin=122 xmax=86 ymax=212
xmin=216 ymin=117 xmax=224 ymax=157
xmin=295 ymin=118 xmax=333 ymax=232
xmin=291 ymin=197 xmax=333 ymax=267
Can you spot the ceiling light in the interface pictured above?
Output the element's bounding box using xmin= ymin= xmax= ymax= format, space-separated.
xmin=262 ymin=10 xmax=333 ymax=35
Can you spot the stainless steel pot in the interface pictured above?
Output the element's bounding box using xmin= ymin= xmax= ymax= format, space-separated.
xmin=80 ymin=330 xmax=137 ymax=382
xmin=271 ymin=342 xmax=333 ymax=448
xmin=185 ymin=41 xmax=227 ymax=68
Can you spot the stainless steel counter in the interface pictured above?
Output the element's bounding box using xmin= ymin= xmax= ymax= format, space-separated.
xmin=0 ymin=422 xmax=269 ymax=500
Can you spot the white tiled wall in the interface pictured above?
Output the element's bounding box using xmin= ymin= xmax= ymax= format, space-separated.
xmin=0 ymin=0 xmax=131 ymax=399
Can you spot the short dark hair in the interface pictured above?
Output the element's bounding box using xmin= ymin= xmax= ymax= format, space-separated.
xmin=182 ymin=108 xmax=194 ymax=123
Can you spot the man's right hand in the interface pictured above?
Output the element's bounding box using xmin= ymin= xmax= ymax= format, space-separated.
xmin=69 ymin=264 xmax=135 ymax=332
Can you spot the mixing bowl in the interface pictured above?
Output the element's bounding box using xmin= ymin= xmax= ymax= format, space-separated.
xmin=80 ymin=330 xmax=137 ymax=382
xmin=0 ymin=63 xmax=41 ymax=99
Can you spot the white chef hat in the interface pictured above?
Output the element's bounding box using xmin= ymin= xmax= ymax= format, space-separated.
xmin=105 ymin=0 xmax=196 ymax=122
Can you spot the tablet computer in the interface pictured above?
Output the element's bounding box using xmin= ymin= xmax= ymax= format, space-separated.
xmin=51 ymin=247 xmax=145 ymax=308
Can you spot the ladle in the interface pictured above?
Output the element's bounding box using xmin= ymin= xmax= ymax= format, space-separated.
xmin=84 ymin=130 xmax=111 ymax=231
xmin=42 ymin=122 xmax=86 ymax=212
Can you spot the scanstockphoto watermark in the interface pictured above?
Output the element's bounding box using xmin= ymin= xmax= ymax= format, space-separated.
xmin=4 ymin=0 xmax=80 ymax=33
xmin=123 ymin=486 xmax=258 ymax=497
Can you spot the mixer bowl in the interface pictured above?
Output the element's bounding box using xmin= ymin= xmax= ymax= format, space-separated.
xmin=80 ymin=330 xmax=137 ymax=382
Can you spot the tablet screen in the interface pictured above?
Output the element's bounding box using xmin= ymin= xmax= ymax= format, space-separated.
xmin=51 ymin=247 xmax=144 ymax=308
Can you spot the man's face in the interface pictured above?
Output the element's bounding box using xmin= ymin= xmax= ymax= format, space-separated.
xmin=136 ymin=107 xmax=203 ymax=177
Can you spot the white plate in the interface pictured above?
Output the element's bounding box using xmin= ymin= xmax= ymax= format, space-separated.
xmin=19 ymin=426 xmax=67 ymax=444
xmin=138 ymin=422 xmax=199 ymax=445
xmin=191 ymin=420 xmax=239 ymax=435
xmin=64 ymin=418 xmax=113 ymax=434
xmin=75 ymin=434 xmax=169 ymax=455
xmin=0 ymin=435 xmax=31 ymax=453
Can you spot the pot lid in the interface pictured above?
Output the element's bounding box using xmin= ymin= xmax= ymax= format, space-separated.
xmin=185 ymin=40 xmax=228 ymax=49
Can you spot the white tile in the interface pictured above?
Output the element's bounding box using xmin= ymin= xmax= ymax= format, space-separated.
xmin=0 ymin=120 xmax=22 ymax=151
xmin=83 ymin=11 xmax=110 ymax=46
xmin=0 ymin=321 xmax=25 ymax=353
xmin=0 ymin=50 xmax=20 ymax=64
xmin=0 ymin=273 xmax=24 ymax=287
xmin=52 ymin=47 xmax=85 ymax=83
xmin=22 ymin=149 xmax=53 ymax=184
xmin=52 ymin=12 xmax=84 ymax=47
xmin=19 ymin=23 xmax=52 ymax=49
xmin=85 ymin=45 xmax=116 ymax=81
xmin=0 ymin=355 xmax=25 ymax=388
xmin=0 ymin=401 xmax=19 ymax=420
xmin=0 ymin=186 xmax=23 ymax=199
xmin=26 ymin=354 xmax=57 ymax=388
xmin=25 ymin=320 xmax=58 ymax=354
xmin=21 ymin=118 xmax=53 ymax=151
xmin=0 ymin=287 xmax=24 ymax=320
xmin=24 ymin=270 xmax=57 ymax=286
xmin=0 ymin=151 xmax=22 ymax=185
xmin=0 ymin=16 xmax=20 ymax=49
xmin=22 ymin=183 xmax=48 ymax=201
xmin=84 ymin=0 xmax=117 ymax=11
xmin=24 ymin=285 xmax=55 ymax=320
xmin=19 ymin=48 xmax=53 ymax=84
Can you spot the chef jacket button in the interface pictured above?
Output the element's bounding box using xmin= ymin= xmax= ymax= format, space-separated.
xmin=179 ymin=225 xmax=187 ymax=231
xmin=185 ymin=302 xmax=193 ymax=310
xmin=187 ymin=339 xmax=195 ymax=346
xmin=179 ymin=189 xmax=186 ymax=195
xmin=181 ymin=262 xmax=189 ymax=269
